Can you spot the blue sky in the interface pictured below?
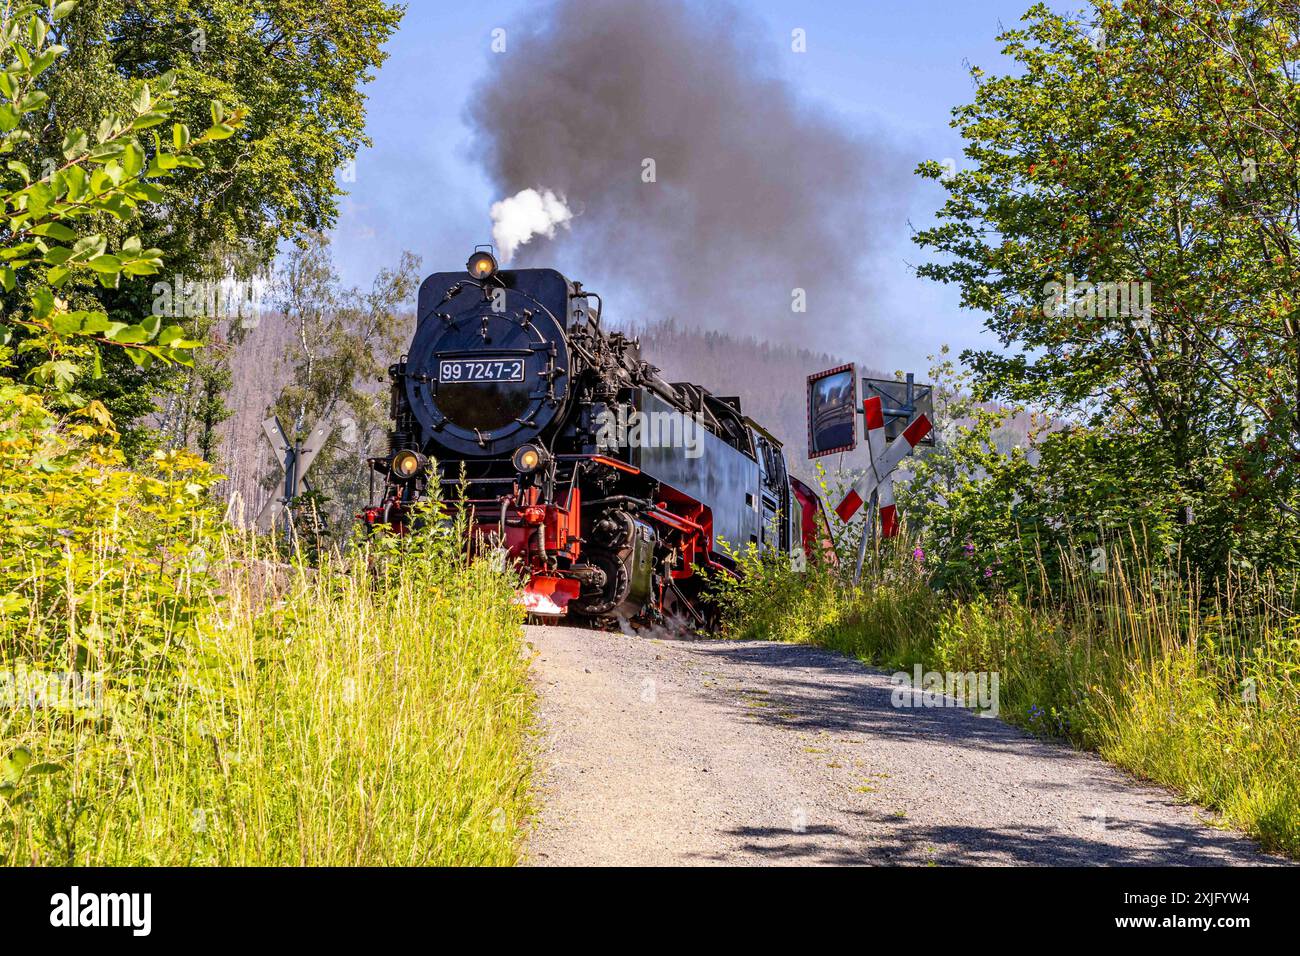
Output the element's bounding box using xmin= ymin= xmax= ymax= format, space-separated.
xmin=331 ymin=0 xmax=1082 ymax=373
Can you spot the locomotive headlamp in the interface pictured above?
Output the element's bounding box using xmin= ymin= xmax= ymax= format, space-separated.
xmin=467 ymin=250 xmax=497 ymax=280
xmin=390 ymin=449 xmax=427 ymax=481
xmin=512 ymin=443 xmax=548 ymax=474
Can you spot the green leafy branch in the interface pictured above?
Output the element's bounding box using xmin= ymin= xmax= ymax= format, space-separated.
xmin=0 ymin=0 xmax=246 ymax=388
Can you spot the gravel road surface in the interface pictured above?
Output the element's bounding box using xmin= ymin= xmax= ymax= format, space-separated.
xmin=525 ymin=624 xmax=1280 ymax=866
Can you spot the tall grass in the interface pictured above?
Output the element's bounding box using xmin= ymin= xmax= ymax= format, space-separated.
xmin=713 ymin=537 xmax=1300 ymax=857
xmin=1 ymin=527 xmax=534 ymax=866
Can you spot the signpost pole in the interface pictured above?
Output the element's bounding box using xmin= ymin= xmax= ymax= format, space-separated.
xmin=282 ymin=440 xmax=298 ymax=540
xmin=853 ymin=514 xmax=868 ymax=586
xmin=851 ymin=487 xmax=879 ymax=587
xmin=867 ymin=488 xmax=878 ymax=576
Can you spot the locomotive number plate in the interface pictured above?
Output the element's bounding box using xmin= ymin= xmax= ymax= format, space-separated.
xmin=438 ymin=358 xmax=525 ymax=383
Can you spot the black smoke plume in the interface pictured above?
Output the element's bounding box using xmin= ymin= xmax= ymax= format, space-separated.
xmin=467 ymin=0 xmax=909 ymax=351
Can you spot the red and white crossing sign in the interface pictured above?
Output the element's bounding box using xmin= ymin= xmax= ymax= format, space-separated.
xmin=834 ymin=396 xmax=932 ymax=537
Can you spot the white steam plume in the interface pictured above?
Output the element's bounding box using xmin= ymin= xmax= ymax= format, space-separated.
xmin=489 ymin=187 xmax=574 ymax=263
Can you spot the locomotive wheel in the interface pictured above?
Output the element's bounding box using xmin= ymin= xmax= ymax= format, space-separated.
xmin=569 ymin=549 xmax=631 ymax=618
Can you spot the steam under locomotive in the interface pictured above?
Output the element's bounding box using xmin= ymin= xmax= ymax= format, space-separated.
xmin=361 ymin=249 xmax=828 ymax=623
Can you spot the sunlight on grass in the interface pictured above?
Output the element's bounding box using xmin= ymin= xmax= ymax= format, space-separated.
xmin=2 ymin=528 xmax=533 ymax=866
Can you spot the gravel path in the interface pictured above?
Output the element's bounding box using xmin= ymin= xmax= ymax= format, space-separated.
xmin=525 ymin=624 xmax=1283 ymax=866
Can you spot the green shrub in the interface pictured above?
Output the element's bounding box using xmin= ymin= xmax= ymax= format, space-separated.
xmin=0 ymin=385 xmax=223 ymax=676
xmin=0 ymin=388 xmax=534 ymax=865
xmin=2 ymin=519 xmax=534 ymax=865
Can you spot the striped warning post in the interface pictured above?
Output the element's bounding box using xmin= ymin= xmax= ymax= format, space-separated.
xmin=834 ymin=397 xmax=887 ymax=522
xmin=834 ymin=399 xmax=932 ymax=528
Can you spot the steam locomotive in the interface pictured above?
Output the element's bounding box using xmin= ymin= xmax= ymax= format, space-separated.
xmin=361 ymin=249 xmax=828 ymax=623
